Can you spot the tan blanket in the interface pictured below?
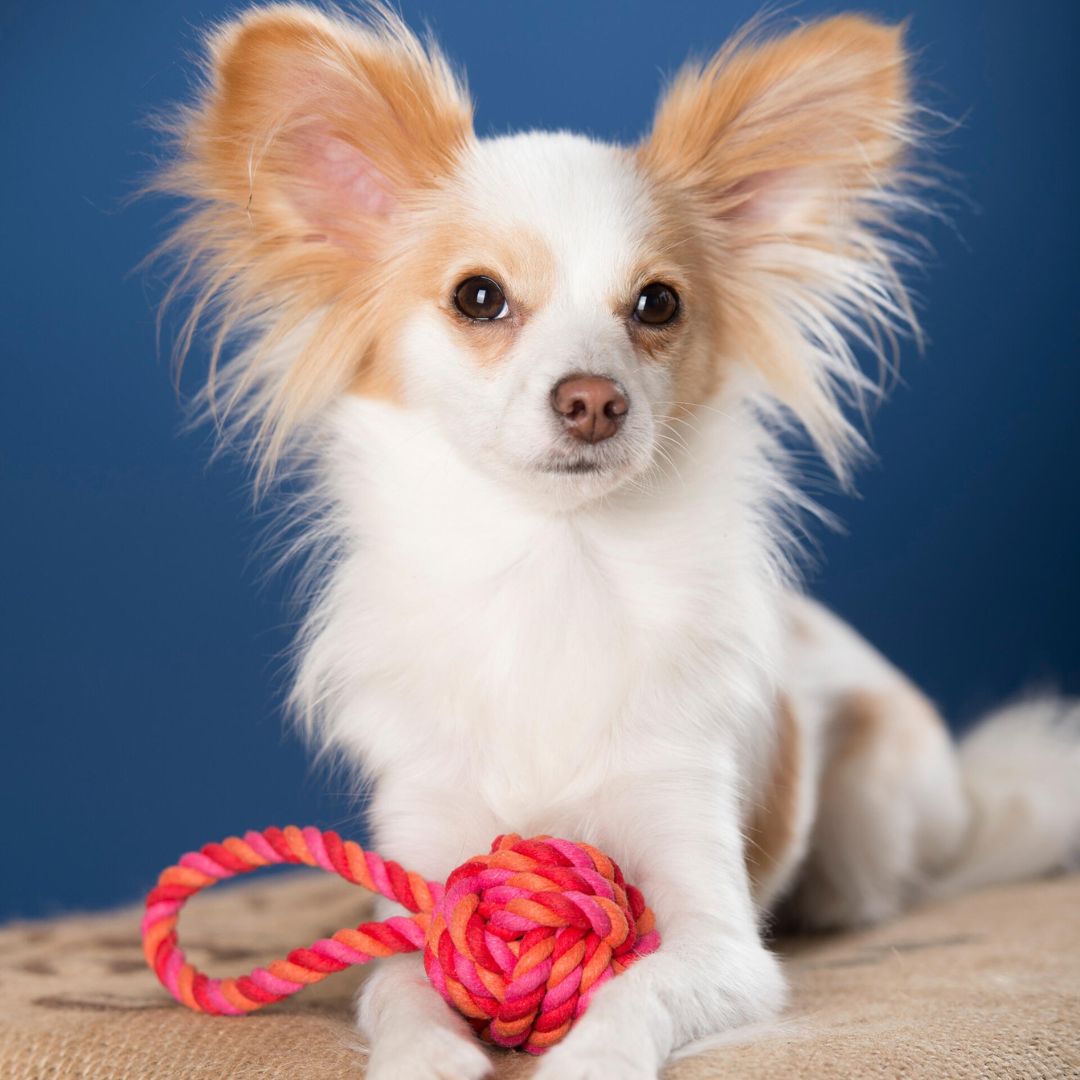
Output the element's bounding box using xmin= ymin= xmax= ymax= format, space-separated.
xmin=2 ymin=873 xmax=1077 ymax=1078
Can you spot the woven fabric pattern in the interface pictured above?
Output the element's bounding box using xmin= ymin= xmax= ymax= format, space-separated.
xmin=2 ymin=874 xmax=1078 ymax=1078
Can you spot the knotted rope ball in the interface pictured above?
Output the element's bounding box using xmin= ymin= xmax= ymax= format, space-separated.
xmin=142 ymin=826 xmax=660 ymax=1054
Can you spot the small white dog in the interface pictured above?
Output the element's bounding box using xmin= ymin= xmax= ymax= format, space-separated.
xmin=154 ymin=5 xmax=1080 ymax=1077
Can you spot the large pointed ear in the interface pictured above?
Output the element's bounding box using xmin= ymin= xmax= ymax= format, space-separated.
xmin=154 ymin=4 xmax=473 ymax=475
xmin=193 ymin=4 xmax=472 ymax=252
xmin=638 ymin=16 xmax=919 ymax=479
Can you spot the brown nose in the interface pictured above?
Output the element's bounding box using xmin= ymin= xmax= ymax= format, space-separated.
xmin=551 ymin=376 xmax=629 ymax=444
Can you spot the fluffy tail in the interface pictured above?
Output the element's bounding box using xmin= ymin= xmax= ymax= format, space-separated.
xmin=934 ymin=698 xmax=1080 ymax=896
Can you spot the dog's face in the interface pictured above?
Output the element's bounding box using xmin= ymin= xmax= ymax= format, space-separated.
xmin=166 ymin=6 xmax=913 ymax=497
xmin=389 ymin=132 xmax=715 ymax=504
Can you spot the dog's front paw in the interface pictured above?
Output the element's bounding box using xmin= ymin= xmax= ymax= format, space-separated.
xmin=531 ymin=1022 xmax=659 ymax=1080
xmin=533 ymin=1050 xmax=657 ymax=1080
xmin=364 ymin=1025 xmax=493 ymax=1080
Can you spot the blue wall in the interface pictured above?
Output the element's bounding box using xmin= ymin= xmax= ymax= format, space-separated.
xmin=2 ymin=1 xmax=1077 ymax=922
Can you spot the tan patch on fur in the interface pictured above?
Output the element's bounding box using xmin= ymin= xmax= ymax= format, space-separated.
xmin=415 ymin=221 xmax=557 ymax=313
xmin=833 ymin=687 xmax=946 ymax=767
xmin=746 ymin=694 xmax=802 ymax=895
xmin=622 ymin=261 xmax=692 ymax=368
xmin=625 ymin=172 xmax=726 ymax=413
xmin=832 ymin=690 xmax=886 ymax=767
xmin=790 ymin=610 xmax=817 ymax=644
xmin=345 ymin=343 xmax=403 ymax=402
xmin=402 ymin=217 xmax=558 ymax=368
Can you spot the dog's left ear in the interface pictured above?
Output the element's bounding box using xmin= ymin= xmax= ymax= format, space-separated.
xmin=640 ymin=15 xmax=909 ymax=234
xmin=639 ymin=17 xmax=917 ymax=475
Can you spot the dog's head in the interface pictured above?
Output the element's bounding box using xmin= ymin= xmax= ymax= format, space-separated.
xmin=159 ymin=4 xmax=916 ymax=503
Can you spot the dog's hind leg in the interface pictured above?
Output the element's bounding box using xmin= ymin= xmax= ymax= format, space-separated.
xmin=780 ymin=596 xmax=970 ymax=929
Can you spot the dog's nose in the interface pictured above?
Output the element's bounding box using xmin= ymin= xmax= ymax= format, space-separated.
xmin=551 ymin=376 xmax=629 ymax=444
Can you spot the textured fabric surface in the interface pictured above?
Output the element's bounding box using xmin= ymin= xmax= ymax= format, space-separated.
xmin=2 ymin=872 xmax=1077 ymax=1079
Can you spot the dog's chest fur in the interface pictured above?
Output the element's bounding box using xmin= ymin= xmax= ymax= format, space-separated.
xmin=298 ymin=398 xmax=783 ymax=829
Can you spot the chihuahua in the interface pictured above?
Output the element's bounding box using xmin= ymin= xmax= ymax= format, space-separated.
xmin=153 ymin=5 xmax=1080 ymax=1077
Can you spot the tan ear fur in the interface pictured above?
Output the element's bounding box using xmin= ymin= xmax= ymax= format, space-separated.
xmin=642 ymin=17 xmax=908 ymax=220
xmin=151 ymin=3 xmax=473 ymax=481
xmin=638 ymin=16 xmax=920 ymax=479
xmin=202 ymin=5 xmax=472 ymax=243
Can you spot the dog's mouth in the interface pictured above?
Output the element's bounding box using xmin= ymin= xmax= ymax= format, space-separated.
xmin=535 ymin=439 xmax=646 ymax=483
xmin=539 ymin=459 xmax=603 ymax=475
xmin=530 ymin=429 xmax=652 ymax=490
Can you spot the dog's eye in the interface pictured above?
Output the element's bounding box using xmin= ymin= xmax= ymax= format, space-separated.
xmin=453 ymin=276 xmax=509 ymax=321
xmin=634 ymin=282 xmax=680 ymax=326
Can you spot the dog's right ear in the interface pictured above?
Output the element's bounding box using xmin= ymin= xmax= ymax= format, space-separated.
xmin=154 ymin=5 xmax=474 ymax=475
xmin=187 ymin=4 xmax=473 ymax=257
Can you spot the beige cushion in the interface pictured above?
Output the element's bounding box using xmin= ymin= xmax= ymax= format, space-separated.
xmin=2 ymin=872 xmax=1077 ymax=1078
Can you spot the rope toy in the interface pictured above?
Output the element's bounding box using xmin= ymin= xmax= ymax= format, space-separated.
xmin=142 ymin=826 xmax=660 ymax=1054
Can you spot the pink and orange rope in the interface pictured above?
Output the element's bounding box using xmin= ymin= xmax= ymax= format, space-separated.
xmin=142 ymin=826 xmax=660 ymax=1054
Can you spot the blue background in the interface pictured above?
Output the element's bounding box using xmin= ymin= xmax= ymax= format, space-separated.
xmin=2 ymin=0 xmax=1077 ymax=922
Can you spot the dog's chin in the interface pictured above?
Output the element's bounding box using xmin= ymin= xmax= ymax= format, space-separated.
xmin=513 ymin=443 xmax=652 ymax=508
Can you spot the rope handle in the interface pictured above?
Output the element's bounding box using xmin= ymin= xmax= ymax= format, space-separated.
xmin=141 ymin=825 xmax=441 ymax=1015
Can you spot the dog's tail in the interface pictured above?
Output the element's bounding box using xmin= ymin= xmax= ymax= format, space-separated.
xmin=932 ymin=698 xmax=1080 ymax=897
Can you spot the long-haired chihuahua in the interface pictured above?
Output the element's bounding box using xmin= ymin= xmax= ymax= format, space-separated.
xmin=151 ymin=5 xmax=1080 ymax=1077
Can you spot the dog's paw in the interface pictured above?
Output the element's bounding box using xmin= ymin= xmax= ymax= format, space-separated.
xmin=531 ymin=1031 xmax=658 ymax=1080
xmin=532 ymin=1052 xmax=658 ymax=1080
xmin=364 ymin=1025 xmax=493 ymax=1080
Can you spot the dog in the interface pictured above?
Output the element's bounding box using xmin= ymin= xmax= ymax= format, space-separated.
xmin=151 ymin=5 xmax=1080 ymax=1076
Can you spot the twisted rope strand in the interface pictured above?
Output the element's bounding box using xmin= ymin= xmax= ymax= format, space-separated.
xmin=142 ymin=827 xmax=660 ymax=1054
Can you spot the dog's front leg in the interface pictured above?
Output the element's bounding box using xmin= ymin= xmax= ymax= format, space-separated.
xmin=358 ymin=943 xmax=493 ymax=1080
xmin=356 ymin=783 xmax=501 ymax=1080
xmin=533 ymin=770 xmax=785 ymax=1080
